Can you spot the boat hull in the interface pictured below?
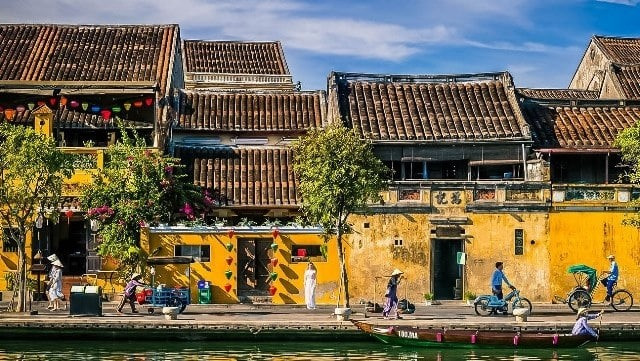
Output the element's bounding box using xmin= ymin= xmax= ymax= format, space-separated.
xmin=351 ymin=320 xmax=591 ymax=349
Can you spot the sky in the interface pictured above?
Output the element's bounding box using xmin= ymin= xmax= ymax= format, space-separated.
xmin=1 ymin=0 xmax=639 ymax=91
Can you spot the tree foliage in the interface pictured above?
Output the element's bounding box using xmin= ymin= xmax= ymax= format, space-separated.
xmin=615 ymin=123 xmax=640 ymax=227
xmin=292 ymin=124 xmax=389 ymax=307
xmin=82 ymin=132 xmax=208 ymax=272
xmin=0 ymin=123 xmax=75 ymax=311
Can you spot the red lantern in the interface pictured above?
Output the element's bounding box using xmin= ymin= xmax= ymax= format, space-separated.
xmin=270 ymin=258 xmax=278 ymax=267
xmin=133 ymin=100 xmax=143 ymax=108
xmin=37 ymin=101 xmax=46 ymax=107
xmin=227 ymin=229 xmax=235 ymax=238
xmin=144 ymin=97 xmax=153 ymax=107
xmin=64 ymin=209 xmax=73 ymax=224
xmin=224 ymin=283 xmax=232 ymax=292
xmin=225 ymin=256 xmax=233 ymax=266
xmin=272 ymin=228 xmax=280 ymax=239
xmin=100 ymin=109 xmax=112 ymax=121
xmin=136 ymin=292 xmax=146 ymax=304
xmin=268 ymin=285 xmax=277 ymax=296
xmin=49 ymin=97 xmax=57 ymax=106
xmin=4 ymin=109 xmax=16 ymax=121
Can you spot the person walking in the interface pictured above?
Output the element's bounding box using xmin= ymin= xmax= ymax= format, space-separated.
xmin=304 ymin=262 xmax=317 ymax=309
xmin=382 ymin=269 xmax=403 ymax=320
xmin=601 ymin=255 xmax=618 ymax=304
xmin=116 ymin=273 xmax=146 ymax=314
xmin=47 ymin=257 xmax=64 ymax=311
xmin=572 ymin=307 xmax=603 ymax=339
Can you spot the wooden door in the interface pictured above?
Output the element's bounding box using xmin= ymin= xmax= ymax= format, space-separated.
xmin=237 ymin=238 xmax=271 ymax=294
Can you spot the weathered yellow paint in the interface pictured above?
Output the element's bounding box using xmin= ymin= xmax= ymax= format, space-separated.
xmin=141 ymin=227 xmax=343 ymax=305
xmin=548 ymin=211 xmax=640 ymax=303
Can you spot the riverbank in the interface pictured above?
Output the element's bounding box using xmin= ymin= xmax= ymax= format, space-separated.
xmin=0 ymin=301 xmax=639 ymax=342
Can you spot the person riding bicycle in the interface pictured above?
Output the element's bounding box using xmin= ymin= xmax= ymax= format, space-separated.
xmin=491 ymin=261 xmax=515 ymax=312
xmin=601 ymin=255 xmax=618 ymax=304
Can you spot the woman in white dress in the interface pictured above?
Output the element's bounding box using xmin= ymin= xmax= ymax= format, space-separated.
xmin=304 ymin=262 xmax=317 ymax=309
xmin=47 ymin=259 xmax=64 ymax=311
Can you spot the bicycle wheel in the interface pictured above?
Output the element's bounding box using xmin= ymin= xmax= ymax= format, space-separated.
xmin=513 ymin=298 xmax=533 ymax=315
xmin=611 ymin=290 xmax=633 ymax=311
xmin=167 ymin=296 xmax=184 ymax=311
xmin=568 ymin=289 xmax=592 ymax=312
xmin=474 ymin=298 xmax=494 ymax=316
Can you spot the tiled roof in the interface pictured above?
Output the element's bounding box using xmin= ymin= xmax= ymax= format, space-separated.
xmin=176 ymin=90 xmax=325 ymax=132
xmin=2 ymin=108 xmax=152 ymax=129
xmin=612 ymin=64 xmax=640 ymax=99
xmin=332 ymin=72 xmax=530 ymax=142
xmin=183 ymin=40 xmax=289 ymax=75
xmin=521 ymin=101 xmax=640 ymax=149
xmin=517 ymin=88 xmax=599 ymax=100
xmin=0 ymin=24 xmax=178 ymax=90
xmin=192 ymin=147 xmax=299 ymax=207
xmin=594 ymin=36 xmax=640 ymax=65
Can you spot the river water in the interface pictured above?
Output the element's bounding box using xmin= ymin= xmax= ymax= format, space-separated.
xmin=0 ymin=340 xmax=639 ymax=360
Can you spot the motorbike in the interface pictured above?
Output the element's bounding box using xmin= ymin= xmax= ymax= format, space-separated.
xmin=473 ymin=286 xmax=532 ymax=316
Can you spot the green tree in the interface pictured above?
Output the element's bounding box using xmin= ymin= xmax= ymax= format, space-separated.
xmin=292 ymin=124 xmax=389 ymax=308
xmin=82 ymin=132 xmax=208 ymax=273
xmin=616 ymin=122 xmax=640 ymax=226
xmin=0 ymin=124 xmax=74 ymax=311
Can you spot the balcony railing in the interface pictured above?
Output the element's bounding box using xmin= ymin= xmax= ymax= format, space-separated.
xmin=551 ymin=184 xmax=634 ymax=207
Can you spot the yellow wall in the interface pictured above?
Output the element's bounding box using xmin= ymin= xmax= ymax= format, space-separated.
xmin=141 ymin=227 xmax=343 ymax=304
xmin=549 ymin=211 xmax=640 ymax=302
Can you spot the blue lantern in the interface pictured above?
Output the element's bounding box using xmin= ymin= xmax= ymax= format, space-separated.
xmin=90 ymin=105 xmax=101 ymax=113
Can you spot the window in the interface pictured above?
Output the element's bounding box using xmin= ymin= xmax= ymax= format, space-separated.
xmin=514 ymin=229 xmax=524 ymax=255
xmin=383 ymin=161 xmax=402 ymax=181
xmin=291 ymin=245 xmax=326 ymax=263
xmin=394 ymin=239 xmax=403 ymax=247
xmin=174 ymin=245 xmax=210 ymax=262
xmin=2 ymin=228 xmax=17 ymax=253
xmin=403 ymin=162 xmax=426 ymax=180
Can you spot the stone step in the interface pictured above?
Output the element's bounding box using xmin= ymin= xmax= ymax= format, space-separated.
xmin=239 ymin=295 xmax=273 ymax=304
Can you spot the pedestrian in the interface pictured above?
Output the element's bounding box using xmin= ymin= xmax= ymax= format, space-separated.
xmin=601 ymin=255 xmax=618 ymax=304
xmin=571 ymin=307 xmax=603 ymax=339
xmin=47 ymin=256 xmax=65 ymax=311
xmin=382 ymin=269 xmax=403 ymax=320
xmin=304 ymin=262 xmax=317 ymax=309
xmin=116 ymin=273 xmax=146 ymax=314
xmin=491 ymin=262 xmax=514 ymax=300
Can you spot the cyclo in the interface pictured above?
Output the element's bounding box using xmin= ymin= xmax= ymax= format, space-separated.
xmin=554 ymin=264 xmax=634 ymax=312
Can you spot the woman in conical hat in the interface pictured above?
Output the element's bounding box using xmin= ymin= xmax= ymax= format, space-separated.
xmin=47 ymin=258 xmax=64 ymax=311
xmin=382 ymin=269 xmax=404 ymax=319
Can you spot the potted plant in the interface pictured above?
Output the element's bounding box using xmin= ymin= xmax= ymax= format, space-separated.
xmin=423 ymin=292 xmax=434 ymax=306
xmin=464 ymin=291 xmax=476 ymax=306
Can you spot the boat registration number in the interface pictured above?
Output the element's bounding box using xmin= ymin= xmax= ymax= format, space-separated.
xmin=397 ymin=330 xmax=418 ymax=339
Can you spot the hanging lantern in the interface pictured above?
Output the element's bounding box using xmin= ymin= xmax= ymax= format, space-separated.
xmin=268 ymin=285 xmax=277 ymax=296
xmin=48 ymin=97 xmax=57 ymax=106
xmin=144 ymin=97 xmax=153 ymax=107
xmin=35 ymin=214 xmax=44 ymax=229
xmin=27 ymin=103 xmax=35 ymax=110
xmin=223 ymin=283 xmax=232 ymax=292
xmin=16 ymin=105 xmax=25 ymax=113
xmin=100 ymin=109 xmax=112 ymax=120
xmin=64 ymin=209 xmax=73 ymax=225
xmin=123 ymin=102 xmax=132 ymax=111
xmin=69 ymin=100 xmax=79 ymax=108
xmin=90 ymin=105 xmax=101 ymax=113
xmin=225 ymin=256 xmax=233 ymax=266
xmin=272 ymin=228 xmax=280 ymax=239
xmin=224 ymin=270 xmax=233 ymax=280
xmin=225 ymin=242 xmax=233 ymax=252
xmin=4 ymin=109 xmax=16 ymax=121
xmin=270 ymin=258 xmax=278 ymax=267
xmin=269 ymin=272 xmax=278 ymax=281
xmin=81 ymin=102 xmax=89 ymax=111
xmin=60 ymin=96 xmax=68 ymax=107
xmin=270 ymin=243 xmax=278 ymax=252
xmin=227 ymin=229 xmax=235 ymax=239
xmin=133 ymin=100 xmax=143 ymax=108
xmin=37 ymin=101 xmax=46 ymax=107
xmin=111 ymin=106 xmax=121 ymax=113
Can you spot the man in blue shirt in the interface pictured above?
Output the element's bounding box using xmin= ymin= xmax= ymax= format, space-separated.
xmin=600 ymin=255 xmax=618 ymax=303
xmin=572 ymin=307 xmax=602 ymax=338
xmin=491 ymin=261 xmax=514 ymax=300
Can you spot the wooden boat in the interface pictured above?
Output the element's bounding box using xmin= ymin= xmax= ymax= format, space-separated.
xmin=351 ymin=320 xmax=592 ymax=348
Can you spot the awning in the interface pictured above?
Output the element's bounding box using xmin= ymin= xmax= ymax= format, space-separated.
xmin=468 ymin=160 xmax=522 ymax=166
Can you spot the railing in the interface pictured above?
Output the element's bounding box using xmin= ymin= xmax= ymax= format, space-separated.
xmin=186 ymin=72 xmax=293 ymax=85
xmin=551 ymin=184 xmax=634 ymax=206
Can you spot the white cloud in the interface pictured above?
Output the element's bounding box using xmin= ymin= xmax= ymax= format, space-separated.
xmin=597 ymin=0 xmax=639 ymax=5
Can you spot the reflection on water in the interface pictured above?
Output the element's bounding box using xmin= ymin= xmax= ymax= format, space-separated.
xmin=0 ymin=340 xmax=638 ymax=360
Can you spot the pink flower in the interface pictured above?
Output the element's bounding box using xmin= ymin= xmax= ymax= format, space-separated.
xmin=180 ymin=202 xmax=195 ymax=220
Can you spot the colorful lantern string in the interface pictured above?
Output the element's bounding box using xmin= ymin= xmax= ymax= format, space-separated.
xmin=48 ymin=97 xmax=57 ymax=106
xmin=60 ymin=96 xmax=68 ymax=106
xmin=70 ymin=100 xmax=79 ymax=108
xmin=64 ymin=209 xmax=73 ymax=225
xmin=100 ymin=109 xmax=112 ymax=120
xmin=144 ymin=97 xmax=153 ymax=107
xmin=90 ymin=105 xmax=101 ymax=113
xmin=4 ymin=109 xmax=16 ymax=121
xmin=111 ymin=106 xmax=121 ymax=113
xmin=123 ymin=102 xmax=132 ymax=111
xmin=133 ymin=100 xmax=143 ymax=108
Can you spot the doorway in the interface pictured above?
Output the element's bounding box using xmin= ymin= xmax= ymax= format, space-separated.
xmin=237 ymin=238 xmax=272 ymax=295
xmin=432 ymin=239 xmax=463 ymax=300
xmin=49 ymin=219 xmax=88 ymax=276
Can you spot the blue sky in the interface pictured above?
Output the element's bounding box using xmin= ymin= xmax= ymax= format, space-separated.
xmin=2 ymin=0 xmax=640 ymax=90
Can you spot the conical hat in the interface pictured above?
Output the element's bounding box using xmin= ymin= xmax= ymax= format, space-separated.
xmin=47 ymin=254 xmax=59 ymax=262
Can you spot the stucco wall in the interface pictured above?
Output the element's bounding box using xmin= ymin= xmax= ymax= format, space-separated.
xmin=570 ymin=41 xmax=608 ymax=91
